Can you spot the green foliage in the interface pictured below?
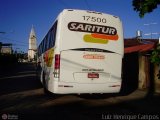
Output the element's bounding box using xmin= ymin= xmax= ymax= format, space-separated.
xmin=151 ymin=44 xmax=160 ymax=64
xmin=132 ymin=0 xmax=160 ymax=18
xmin=151 ymin=44 xmax=160 ymax=79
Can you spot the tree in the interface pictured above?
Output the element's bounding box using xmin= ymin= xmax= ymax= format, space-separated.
xmin=132 ymin=0 xmax=160 ymax=98
xmin=151 ymin=44 xmax=160 ymax=79
xmin=132 ymin=0 xmax=160 ymax=18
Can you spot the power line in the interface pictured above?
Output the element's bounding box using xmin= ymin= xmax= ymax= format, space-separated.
xmin=84 ymin=0 xmax=91 ymax=10
xmin=13 ymin=43 xmax=28 ymax=46
xmin=0 ymin=32 xmax=6 ymax=34
xmin=144 ymin=22 xmax=158 ymax=39
xmin=58 ymin=0 xmax=71 ymax=8
xmin=0 ymin=37 xmax=28 ymax=44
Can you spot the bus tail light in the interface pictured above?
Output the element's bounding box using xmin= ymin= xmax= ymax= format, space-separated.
xmin=54 ymin=54 xmax=60 ymax=78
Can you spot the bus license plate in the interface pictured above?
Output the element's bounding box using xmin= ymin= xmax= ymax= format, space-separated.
xmin=88 ymin=73 xmax=99 ymax=78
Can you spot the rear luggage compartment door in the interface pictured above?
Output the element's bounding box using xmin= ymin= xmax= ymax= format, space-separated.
xmin=60 ymin=50 xmax=122 ymax=83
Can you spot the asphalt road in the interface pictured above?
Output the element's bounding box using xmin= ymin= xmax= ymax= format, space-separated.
xmin=0 ymin=63 xmax=159 ymax=120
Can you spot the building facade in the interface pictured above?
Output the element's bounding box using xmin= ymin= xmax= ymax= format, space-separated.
xmin=0 ymin=43 xmax=12 ymax=54
xmin=28 ymin=26 xmax=37 ymax=61
xmin=124 ymin=38 xmax=160 ymax=93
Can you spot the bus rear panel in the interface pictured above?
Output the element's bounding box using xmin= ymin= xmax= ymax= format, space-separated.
xmin=38 ymin=9 xmax=124 ymax=94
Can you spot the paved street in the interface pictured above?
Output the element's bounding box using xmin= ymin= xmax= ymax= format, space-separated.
xmin=0 ymin=63 xmax=159 ymax=120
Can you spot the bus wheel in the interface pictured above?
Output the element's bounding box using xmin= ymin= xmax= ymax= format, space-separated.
xmin=42 ymin=72 xmax=52 ymax=95
xmin=42 ymin=73 xmax=60 ymax=97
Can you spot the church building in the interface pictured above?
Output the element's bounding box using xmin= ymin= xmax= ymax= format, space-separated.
xmin=28 ymin=26 xmax=37 ymax=61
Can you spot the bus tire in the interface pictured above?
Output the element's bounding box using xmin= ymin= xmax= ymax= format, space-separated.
xmin=42 ymin=72 xmax=52 ymax=95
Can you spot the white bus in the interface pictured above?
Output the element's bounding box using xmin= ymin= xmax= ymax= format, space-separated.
xmin=37 ymin=9 xmax=124 ymax=94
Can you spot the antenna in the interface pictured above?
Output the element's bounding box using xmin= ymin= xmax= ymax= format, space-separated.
xmin=136 ymin=30 xmax=142 ymax=42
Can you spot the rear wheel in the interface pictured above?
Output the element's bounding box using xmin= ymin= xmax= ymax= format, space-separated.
xmin=42 ymin=72 xmax=52 ymax=95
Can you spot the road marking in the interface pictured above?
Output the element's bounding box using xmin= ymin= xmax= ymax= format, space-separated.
xmin=0 ymin=74 xmax=36 ymax=80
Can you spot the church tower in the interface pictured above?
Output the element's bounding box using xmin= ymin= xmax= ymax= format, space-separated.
xmin=28 ymin=26 xmax=37 ymax=61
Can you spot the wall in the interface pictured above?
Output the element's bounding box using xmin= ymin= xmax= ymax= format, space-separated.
xmin=121 ymin=52 xmax=139 ymax=95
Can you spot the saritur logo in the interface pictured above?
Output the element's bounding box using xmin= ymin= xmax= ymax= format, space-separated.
xmin=68 ymin=22 xmax=119 ymax=44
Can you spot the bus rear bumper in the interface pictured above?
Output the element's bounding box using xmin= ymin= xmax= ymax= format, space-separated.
xmin=48 ymin=81 xmax=121 ymax=94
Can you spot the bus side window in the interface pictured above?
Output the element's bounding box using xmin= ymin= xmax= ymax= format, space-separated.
xmin=50 ymin=29 xmax=54 ymax=48
xmin=42 ymin=39 xmax=45 ymax=53
xmin=38 ymin=20 xmax=58 ymax=57
xmin=45 ymin=37 xmax=48 ymax=51
xmin=48 ymin=31 xmax=51 ymax=49
xmin=51 ymin=21 xmax=57 ymax=48
xmin=38 ymin=43 xmax=42 ymax=56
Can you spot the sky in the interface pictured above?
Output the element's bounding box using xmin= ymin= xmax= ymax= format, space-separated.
xmin=0 ymin=0 xmax=160 ymax=52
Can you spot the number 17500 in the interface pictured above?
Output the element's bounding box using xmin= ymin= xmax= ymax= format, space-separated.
xmin=82 ymin=16 xmax=107 ymax=23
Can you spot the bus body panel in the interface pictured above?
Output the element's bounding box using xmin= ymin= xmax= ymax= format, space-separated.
xmin=48 ymin=81 xmax=121 ymax=94
xmin=47 ymin=51 xmax=122 ymax=94
xmin=37 ymin=9 xmax=124 ymax=94
xmin=59 ymin=9 xmax=124 ymax=55
xmin=60 ymin=50 xmax=122 ymax=83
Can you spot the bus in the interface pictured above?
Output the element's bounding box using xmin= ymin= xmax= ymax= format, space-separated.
xmin=37 ymin=9 xmax=124 ymax=94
